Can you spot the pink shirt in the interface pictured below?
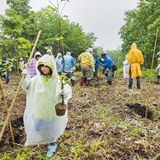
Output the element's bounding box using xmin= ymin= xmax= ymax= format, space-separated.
xmin=28 ymin=59 xmax=38 ymax=77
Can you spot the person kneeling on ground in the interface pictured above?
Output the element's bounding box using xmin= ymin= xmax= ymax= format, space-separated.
xmin=21 ymin=55 xmax=72 ymax=158
xmin=78 ymin=48 xmax=95 ymax=86
xmin=99 ymin=53 xmax=115 ymax=85
xmin=127 ymin=43 xmax=144 ymax=89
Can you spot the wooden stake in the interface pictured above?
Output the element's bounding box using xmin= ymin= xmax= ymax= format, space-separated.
xmin=145 ymin=28 xmax=158 ymax=118
xmin=0 ymin=78 xmax=15 ymax=146
xmin=0 ymin=30 xmax=42 ymax=142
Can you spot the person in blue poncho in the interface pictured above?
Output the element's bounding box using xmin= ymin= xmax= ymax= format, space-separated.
xmin=99 ymin=53 xmax=115 ymax=85
xmin=93 ymin=54 xmax=99 ymax=77
xmin=61 ymin=52 xmax=76 ymax=86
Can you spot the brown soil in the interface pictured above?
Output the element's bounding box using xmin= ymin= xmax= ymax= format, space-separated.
xmin=0 ymin=73 xmax=160 ymax=159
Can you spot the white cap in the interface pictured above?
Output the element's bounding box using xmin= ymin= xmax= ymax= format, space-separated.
xmin=66 ymin=52 xmax=71 ymax=55
xmin=86 ymin=48 xmax=93 ymax=53
xmin=20 ymin=58 xmax=23 ymax=60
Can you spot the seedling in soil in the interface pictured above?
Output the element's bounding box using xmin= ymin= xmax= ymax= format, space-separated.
xmin=19 ymin=126 xmax=24 ymax=130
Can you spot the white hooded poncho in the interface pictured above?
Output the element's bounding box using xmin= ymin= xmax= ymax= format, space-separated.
xmin=47 ymin=49 xmax=56 ymax=62
xmin=56 ymin=53 xmax=62 ymax=73
xmin=21 ymin=55 xmax=72 ymax=146
xmin=123 ymin=55 xmax=130 ymax=79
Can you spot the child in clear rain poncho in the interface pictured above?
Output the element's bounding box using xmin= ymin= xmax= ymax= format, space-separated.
xmin=21 ymin=55 xmax=72 ymax=157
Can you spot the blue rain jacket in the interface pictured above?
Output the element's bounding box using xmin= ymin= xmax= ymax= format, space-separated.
xmin=100 ymin=56 xmax=114 ymax=68
xmin=94 ymin=54 xmax=99 ymax=69
xmin=61 ymin=54 xmax=76 ymax=72
xmin=108 ymin=54 xmax=113 ymax=61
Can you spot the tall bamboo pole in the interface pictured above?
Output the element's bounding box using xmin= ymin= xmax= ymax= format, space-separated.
xmin=0 ymin=30 xmax=42 ymax=142
xmin=145 ymin=28 xmax=158 ymax=118
xmin=0 ymin=78 xmax=15 ymax=146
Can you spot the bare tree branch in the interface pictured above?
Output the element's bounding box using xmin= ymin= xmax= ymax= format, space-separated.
xmin=48 ymin=0 xmax=56 ymax=8
xmin=60 ymin=1 xmax=68 ymax=16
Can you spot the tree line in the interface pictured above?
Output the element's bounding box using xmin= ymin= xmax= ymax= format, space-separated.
xmin=0 ymin=0 xmax=97 ymax=62
xmin=119 ymin=0 xmax=160 ymax=69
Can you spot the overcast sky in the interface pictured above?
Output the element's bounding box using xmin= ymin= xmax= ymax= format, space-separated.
xmin=0 ymin=0 xmax=138 ymax=50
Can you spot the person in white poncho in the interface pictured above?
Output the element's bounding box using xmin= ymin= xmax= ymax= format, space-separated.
xmin=123 ymin=55 xmax=130 ymax=79
xmin=47 ymin=49 xmax=56 ymax=62
xmin=21 ymin=55 xmax=72 ymax=157
xmin=56 ymin=53 xmax=62 ymax=75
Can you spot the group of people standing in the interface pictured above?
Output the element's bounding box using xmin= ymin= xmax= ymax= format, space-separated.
xmin=19 ymin=49 xmax=76 ymax=86
xmin=1 ymin=44 xmax=160 ymax=159
xmin=78 ymin=48 xmax=116 ymax=86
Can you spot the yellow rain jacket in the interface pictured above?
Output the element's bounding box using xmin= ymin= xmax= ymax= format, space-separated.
xmin=127 ymin=43 xmax=144 ymax=79
xmin=78 ymin=51 xmax=94 ymax=69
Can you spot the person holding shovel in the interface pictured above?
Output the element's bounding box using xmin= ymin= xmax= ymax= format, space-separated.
xmin=127 ymin=43 xmax=144 ymax=89
xmin=21 ymin=54 xmax=72 ymax=157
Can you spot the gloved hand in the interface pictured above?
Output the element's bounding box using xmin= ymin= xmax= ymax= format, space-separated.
xmin=21 ymin=69 xmax=30 ymax=79
xmin=91 ymin=68 xmax=95 ymax=72
xmin=60 ymin=90 xmax=65 ymax=96
xmin=99 ymin=58 xmax=101 ymax=62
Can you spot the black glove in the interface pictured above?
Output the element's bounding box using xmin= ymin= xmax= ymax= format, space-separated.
xmin=99 ymin=58 xmax=101 ymax=62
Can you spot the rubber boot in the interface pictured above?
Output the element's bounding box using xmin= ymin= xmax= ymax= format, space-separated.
xmin=85 ymin=78 xmax=88 ymax=86
xmin=71 ymin=79 xmax=74 ymax=86
xmin=81 ymin=78 xmax=85 ymax=86
xmin=6 ymin=79 xmax=9 ymax=84
xmin=108 ymin=81 xmax=112 ymax=85
xmin=86 ymin=80 xmax=91 ymax=86
xmin=156 ymin=78 xmax=159 ymax=84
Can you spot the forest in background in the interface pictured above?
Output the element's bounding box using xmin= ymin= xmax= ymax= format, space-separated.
xmin=0 ymin=0 xmax=97 ymax=62
xmin=119 ymin=0 xmax=160 ymax=69
xmin=0 ymin=0 xmax=160 ymax=70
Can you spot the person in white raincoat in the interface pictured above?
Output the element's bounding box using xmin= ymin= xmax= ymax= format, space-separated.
xmin=123 ymin=55 xmax=130 ymax=79
xmin=47 ymin=49 xmax=56 ymax=62
xmin=21 ymin=55 xmax=72 ymax=157
xmin=56 ymin=53 xmax=62 ymax=75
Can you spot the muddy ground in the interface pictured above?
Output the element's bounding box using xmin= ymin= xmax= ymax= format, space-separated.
xmin=0 ymin=73 xmax=160 ymax=160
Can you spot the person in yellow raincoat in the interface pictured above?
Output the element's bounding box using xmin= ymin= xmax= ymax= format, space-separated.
xmin=127 ymin=43 xmax=144 ymax=89
xmin=78 ymin=48 xmax=94 ymax=86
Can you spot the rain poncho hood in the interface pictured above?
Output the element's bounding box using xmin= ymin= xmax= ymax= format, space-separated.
xmin=56 ymin=53 xmax=62 ymax=60
xmin=34 ymin=51 xmax=42 ymax=59
xmin=47 ymin=49 xmax=55 ymax=62
xmin=94 ymin=54 xmax=99 ymax=59
xmin=127 ymin=43 xmax=144 ymax=79
xmin=28 ymin=51 xmax=42 ymax=77
xmin=21 ymin=55 xmax=72 ymax=146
